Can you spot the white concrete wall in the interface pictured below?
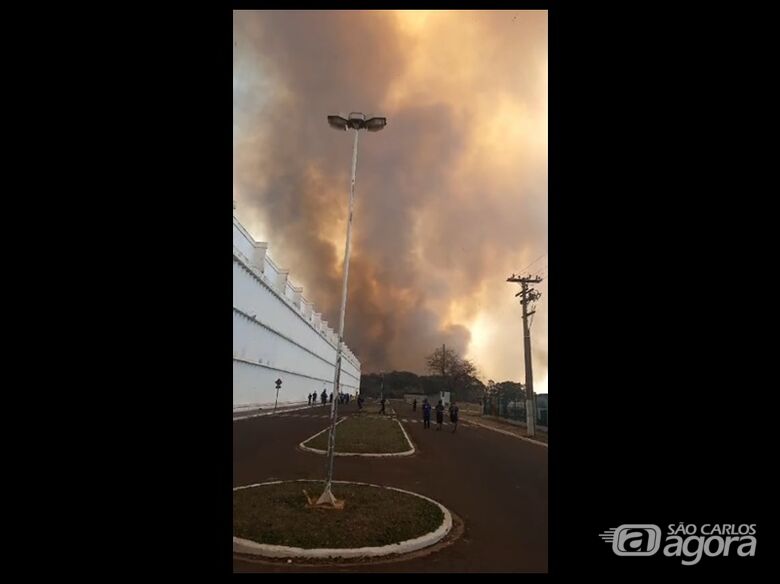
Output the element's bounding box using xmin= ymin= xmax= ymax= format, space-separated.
xmin=233 ymin=212 xmax=361 ymax=409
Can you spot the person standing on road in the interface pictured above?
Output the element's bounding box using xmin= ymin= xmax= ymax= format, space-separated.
xmin=329 ymin=392 xmax=334 ymax=404
xmin=435 ymin=399 xmax=445 ymax=430
xmin=321 ymin=389 xmax=327 ymax=406
xmin=412 ymin=399 xmax=417 ymax=412
xmin=380 ymin=396 xmax=386 ymax=415
xmin=422 ymin=399 xmax=431 ymax=429
xmin=308 ymin=393 xmax=312 ymax=406
xmin=449 ymin=401 xmax=459 ymax=433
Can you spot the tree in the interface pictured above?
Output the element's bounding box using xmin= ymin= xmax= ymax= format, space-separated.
xmin=494 ymin=381 xmax=525 ymax=401
xmin=426 ymin=346 xmax=467 ymax=377
xmin=425 ymin=346 xmax=478 ymax=378
xmin=424 ymin=346 xmax=482 ymax=402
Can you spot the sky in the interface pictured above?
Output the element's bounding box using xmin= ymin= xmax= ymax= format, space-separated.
xmin=233 ymin=10 xmax=547 ymax=391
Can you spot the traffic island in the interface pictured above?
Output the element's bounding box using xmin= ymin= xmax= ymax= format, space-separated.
xmin=233 ymin=480 xmax=453 ymax=560
xmin=300 ymin=415 xmax=415 ymax=456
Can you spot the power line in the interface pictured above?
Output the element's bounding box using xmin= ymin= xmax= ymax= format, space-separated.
xmin=518 ymin=253 xmax=547 ymax=275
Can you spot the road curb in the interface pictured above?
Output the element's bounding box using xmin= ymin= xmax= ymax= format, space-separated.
xmin=233 ymin=480 xmax=452 ymax=559
xmin=297 ymin=417 xmax=347 ymax=455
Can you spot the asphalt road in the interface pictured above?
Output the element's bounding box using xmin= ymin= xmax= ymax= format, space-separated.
xmin=233 ymin=399 xmax=548 ymax=572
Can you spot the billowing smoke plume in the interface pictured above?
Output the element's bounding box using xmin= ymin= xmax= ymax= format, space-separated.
xmin=234 ymin=10 xmax=547 ymax=385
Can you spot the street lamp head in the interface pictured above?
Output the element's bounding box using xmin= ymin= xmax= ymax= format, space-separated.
xmin=328 ymin=112 xmax=387 ymax=132
xmin=364 ymin=116 xmax=387 ymax=132
xmin=347 ymin=112 xmax=366 ymax=129
xmin=327 ymin=115 xmax=349 ymax=131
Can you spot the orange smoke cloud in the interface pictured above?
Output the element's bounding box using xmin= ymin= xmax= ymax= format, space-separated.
xmin=233 ymin=10 xmax=547 ymax=385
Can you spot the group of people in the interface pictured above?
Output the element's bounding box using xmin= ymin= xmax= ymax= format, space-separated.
xmin=307 ymin=390 xmax=354 ymax=406
xmin=304 ymin=392 xmax=459 ymax=429
xmin=307 ymin=390 xmax=331 ymax=406
xmin=412 ymin=398 xmax=459 ymax=432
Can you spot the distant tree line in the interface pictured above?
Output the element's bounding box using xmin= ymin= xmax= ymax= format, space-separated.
xmin=358 ymin=346 xmax=526 ymax=404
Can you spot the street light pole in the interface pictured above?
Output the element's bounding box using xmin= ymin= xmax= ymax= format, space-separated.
xmin=317 ymin=112 xmax=386 ymax=507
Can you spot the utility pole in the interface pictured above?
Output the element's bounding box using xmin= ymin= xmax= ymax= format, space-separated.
xmin=442 ymin=344 xmax=446 ymax=402
xmin=440 ymin=343 xmax=448 ymax=405
xmin=507 ymin=273 xmax=543 ymax=437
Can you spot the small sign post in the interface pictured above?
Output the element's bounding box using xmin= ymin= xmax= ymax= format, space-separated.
xmin=274 ymin=378 xmax=282 ymax=414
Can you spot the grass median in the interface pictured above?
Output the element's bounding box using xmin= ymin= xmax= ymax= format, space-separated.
xmin=303 ymin=415 xmax=411 ymax=454
xmin=234 ymin=481 xmax=444 ymax=548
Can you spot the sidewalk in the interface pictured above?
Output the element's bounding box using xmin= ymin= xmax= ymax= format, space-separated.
xmin=461 ymin=413 xmax=548 ymax=445
xmin=233 ymin=402 xmax=321 ymax=420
